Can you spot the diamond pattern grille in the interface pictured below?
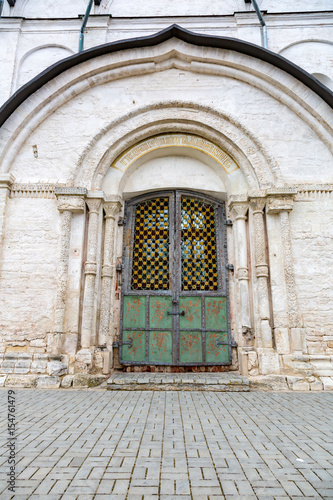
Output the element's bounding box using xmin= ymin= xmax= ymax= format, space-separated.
xmin=131 ymin=198 xmax=169 ymax=290
xmin=181 ymin=197 xmax=218 ymax=291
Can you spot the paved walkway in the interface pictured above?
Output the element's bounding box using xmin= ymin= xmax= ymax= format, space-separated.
xmin=0 ymin=390 xmax=333 ymax=499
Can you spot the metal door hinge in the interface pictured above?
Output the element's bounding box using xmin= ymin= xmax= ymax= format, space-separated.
xmin=118 ymin=217 xmax=126 ymax=226
xmin=116 ymin=264 xmax=123 ymax=272
xmin=167 ymin=310 xmax=185 ymax=316
xmin=225 ymin=219 xmax=233 ymax=226
xmin=226 ymin=264 xmax=234 ymax=272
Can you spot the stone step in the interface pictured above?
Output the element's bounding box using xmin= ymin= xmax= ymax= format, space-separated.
xmin=107 ymin=372 xmax=249 ymax=391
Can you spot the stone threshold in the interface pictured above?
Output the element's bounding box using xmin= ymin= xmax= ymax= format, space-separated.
xmin=107 ymin=372 xmax=250 ymax=391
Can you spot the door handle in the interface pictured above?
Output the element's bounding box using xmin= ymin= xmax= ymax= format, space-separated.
xmin=167 ymin=311 xmax=185 ymax=316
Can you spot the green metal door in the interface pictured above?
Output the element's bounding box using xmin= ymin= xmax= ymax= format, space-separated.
xmin=119 ymin=190 xmax=232 ymax=366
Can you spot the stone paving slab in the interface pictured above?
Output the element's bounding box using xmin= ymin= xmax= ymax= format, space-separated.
xmin=0 ymin=390 xmax=333 ymax=499
xmin=107 ymin=373 xmax=250 ymax=391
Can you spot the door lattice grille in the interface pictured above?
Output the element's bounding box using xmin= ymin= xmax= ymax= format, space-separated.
xmin=131 ymin=197 xmax=169 ymax=290
xmin=181 ymin=197 xmax=218 ymax=291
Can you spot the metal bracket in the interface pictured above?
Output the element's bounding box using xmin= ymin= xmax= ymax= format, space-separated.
xmin=167 ymin=310 xmax=185 ymax=316
xmin=112 ymin=339 xmax=133 ymax=349
xmin=118 ymin=217 xmax=126 ymax=226
xmin=225 ymin=219 xmax=233 ymax=226
xmin=226 ymin=264 xmax=234 ymax=272
xmin=7 ymin=0 xmax=16 ymax=6
xmin=116 ymin=264 xmax=123 ymax=272
xmin=215 ymin=340 xmax=238 ymax=348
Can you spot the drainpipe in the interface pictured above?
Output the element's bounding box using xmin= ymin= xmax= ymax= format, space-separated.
xmin=246 ymin=0 xmax=268 ymax=49
xmin=79 ymin=0 xmax=93 ymax=52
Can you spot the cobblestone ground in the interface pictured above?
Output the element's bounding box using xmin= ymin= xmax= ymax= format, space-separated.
xmin=0 ymin=390 xmax=333 ymax=499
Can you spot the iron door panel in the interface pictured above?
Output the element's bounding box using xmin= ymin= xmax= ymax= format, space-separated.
xmin=119 ymin=190 xmax=232 ymax=366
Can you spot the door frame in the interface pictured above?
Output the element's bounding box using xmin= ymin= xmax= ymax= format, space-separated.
xmin=119 ymin=189 xmax=233 ymax=366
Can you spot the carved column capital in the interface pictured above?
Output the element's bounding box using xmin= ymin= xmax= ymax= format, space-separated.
xmin=86 ymin=198 xmax=102 ymax=214
xmin=229 ymin=196 xmax=249 ymax=220
xmin=104 ymin=201 xmax=122 ymax=219
xmin=55 ymin=187 xmax=87 ymax=213
xmin=249 ymin=196 xmax=266 ymax=214
xmin=266 ymin=188 xmax=297 ymax=214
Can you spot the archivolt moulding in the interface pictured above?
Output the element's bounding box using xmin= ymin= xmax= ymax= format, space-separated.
xmin=73 ymin=102 xmax=282 ymax=191
xmin=0 ymin=33 xmax=332 ymax=175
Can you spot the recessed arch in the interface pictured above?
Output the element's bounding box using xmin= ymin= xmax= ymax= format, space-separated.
xmin=73 ymin=103 xmax=282 ymax=192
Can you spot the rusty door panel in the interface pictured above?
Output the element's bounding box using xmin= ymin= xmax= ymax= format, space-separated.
xmin=122 ymin=331 xmax=146 ymax=362
xmin=123 ymin=295 xmax=146 ymax=329
xmin=149 ymin=331 xmax=173 ymax=363
xmin=149 ymin=296 xmax=173 ymax=329
xmin=179 ymin=331 xmax=203 ymax=363
xmin=205 ymin=297 xmax=228 ymax=330
xmin=179 ymin=297 xmax=201 ymax=329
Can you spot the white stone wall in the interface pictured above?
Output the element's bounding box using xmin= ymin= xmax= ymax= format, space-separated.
xmin=0 ymin=1 xmax=332 ymax=385
xmin=0 ymin=2 xmax=332 ymax=104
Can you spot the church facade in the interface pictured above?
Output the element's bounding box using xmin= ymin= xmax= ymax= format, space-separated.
xmin=0 ymin=0 xmax=332 ymax=389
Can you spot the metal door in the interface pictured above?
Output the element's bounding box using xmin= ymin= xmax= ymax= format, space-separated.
xmin=119 ymin=190 xmax=232 ymax=366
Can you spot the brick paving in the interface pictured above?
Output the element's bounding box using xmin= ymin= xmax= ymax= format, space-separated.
xmin=0 ymin=389 xmax=333 ymax=499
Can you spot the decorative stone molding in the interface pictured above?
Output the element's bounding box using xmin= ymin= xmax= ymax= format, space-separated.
xmin=57 ymin=196 xmax=86 ymax=213
xmin=99 ymin=200 xmax=122 ymax=348
xmin=10 ymin=183 xmax=57 ymax=198
xmin=265 ymin=188 xmax=300 ymax=330
xmin=266 ymin=188 xmax=297 ymax=214
xmin=295 ymin=184 xmax=333 ymax=201
xmin=280 ymin=211 xmax=301 ymax=328
xmin=114 ymin=133 xmax=239 ymax=174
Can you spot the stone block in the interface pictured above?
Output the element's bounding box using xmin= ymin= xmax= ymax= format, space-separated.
xmin=34 ymin=353 xmax=48 ymax=359
xmin=14 ymin=360 xmax=31 ymax=374
xmin=257 ymin=348 xmax=280 ymax=375
xmin=61 ymin=375 xmax=74 ymax=388
xmin=249 ymin=375 xmax=289 ymax=391
xmin=287 ymin=376 xmax=309 ymax=391
xmin=5 ymin=375 xmax=37 ymax=388
xmin=1 ymin=360 xmax=15 ymax=373
xmin=73 ymin=374 xmax=106 ymax=387
xmin=310 ymin=379 xmax=323 ymax=391
xmin=47 ymin=361 xmax=68 ymax=376
xmin=36 ymin=375 xmax=61 ymax=389
xmin=30 ymin=339 xmax=46 ymax=347
xmin=290 ymin=328 xmax=304 ymax=352
xmin=0 ymin=375 xmax=7 ymax=386
xmin=75 ymin=349 xmax=93 ymax=372
xmin=31 ymin=360 xmax=47 ymax=373
xmin=63 ymin=333 xmax=78 ymax=355
xmin=5 ymin=352 xmax=33 ymax=360
xmin=274 ymin=328 xmax=290 ymax=354
xmin=320 ymin=377 xmax=333 ymax=391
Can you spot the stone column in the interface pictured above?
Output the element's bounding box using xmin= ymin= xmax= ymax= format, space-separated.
xmin=53 ymin=188 xmax=87 ymax=355
xmin=99 ymin=200 xmax=122 ymax=347
xmin=266 ymin=189 xmax=302 ymax=353
xmin=0 ymin=174 xmax=15 ymax=260
xmin=80 ymin=197 xmax=102 ymax=349
xmin=250 ymin=196 xmax=273 ymax=349
xmin=229 ymin=196 xmax=251 ymax=341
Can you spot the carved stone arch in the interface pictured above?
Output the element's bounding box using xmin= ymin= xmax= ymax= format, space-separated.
xmin=74 ymin=103 xmax=282 ymax=191
xmin=1 ymin=26 xmax=332 ymax=176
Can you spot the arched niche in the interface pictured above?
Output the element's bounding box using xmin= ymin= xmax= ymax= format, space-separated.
xmin=101 ymin=133 xmax=249 ymax=199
